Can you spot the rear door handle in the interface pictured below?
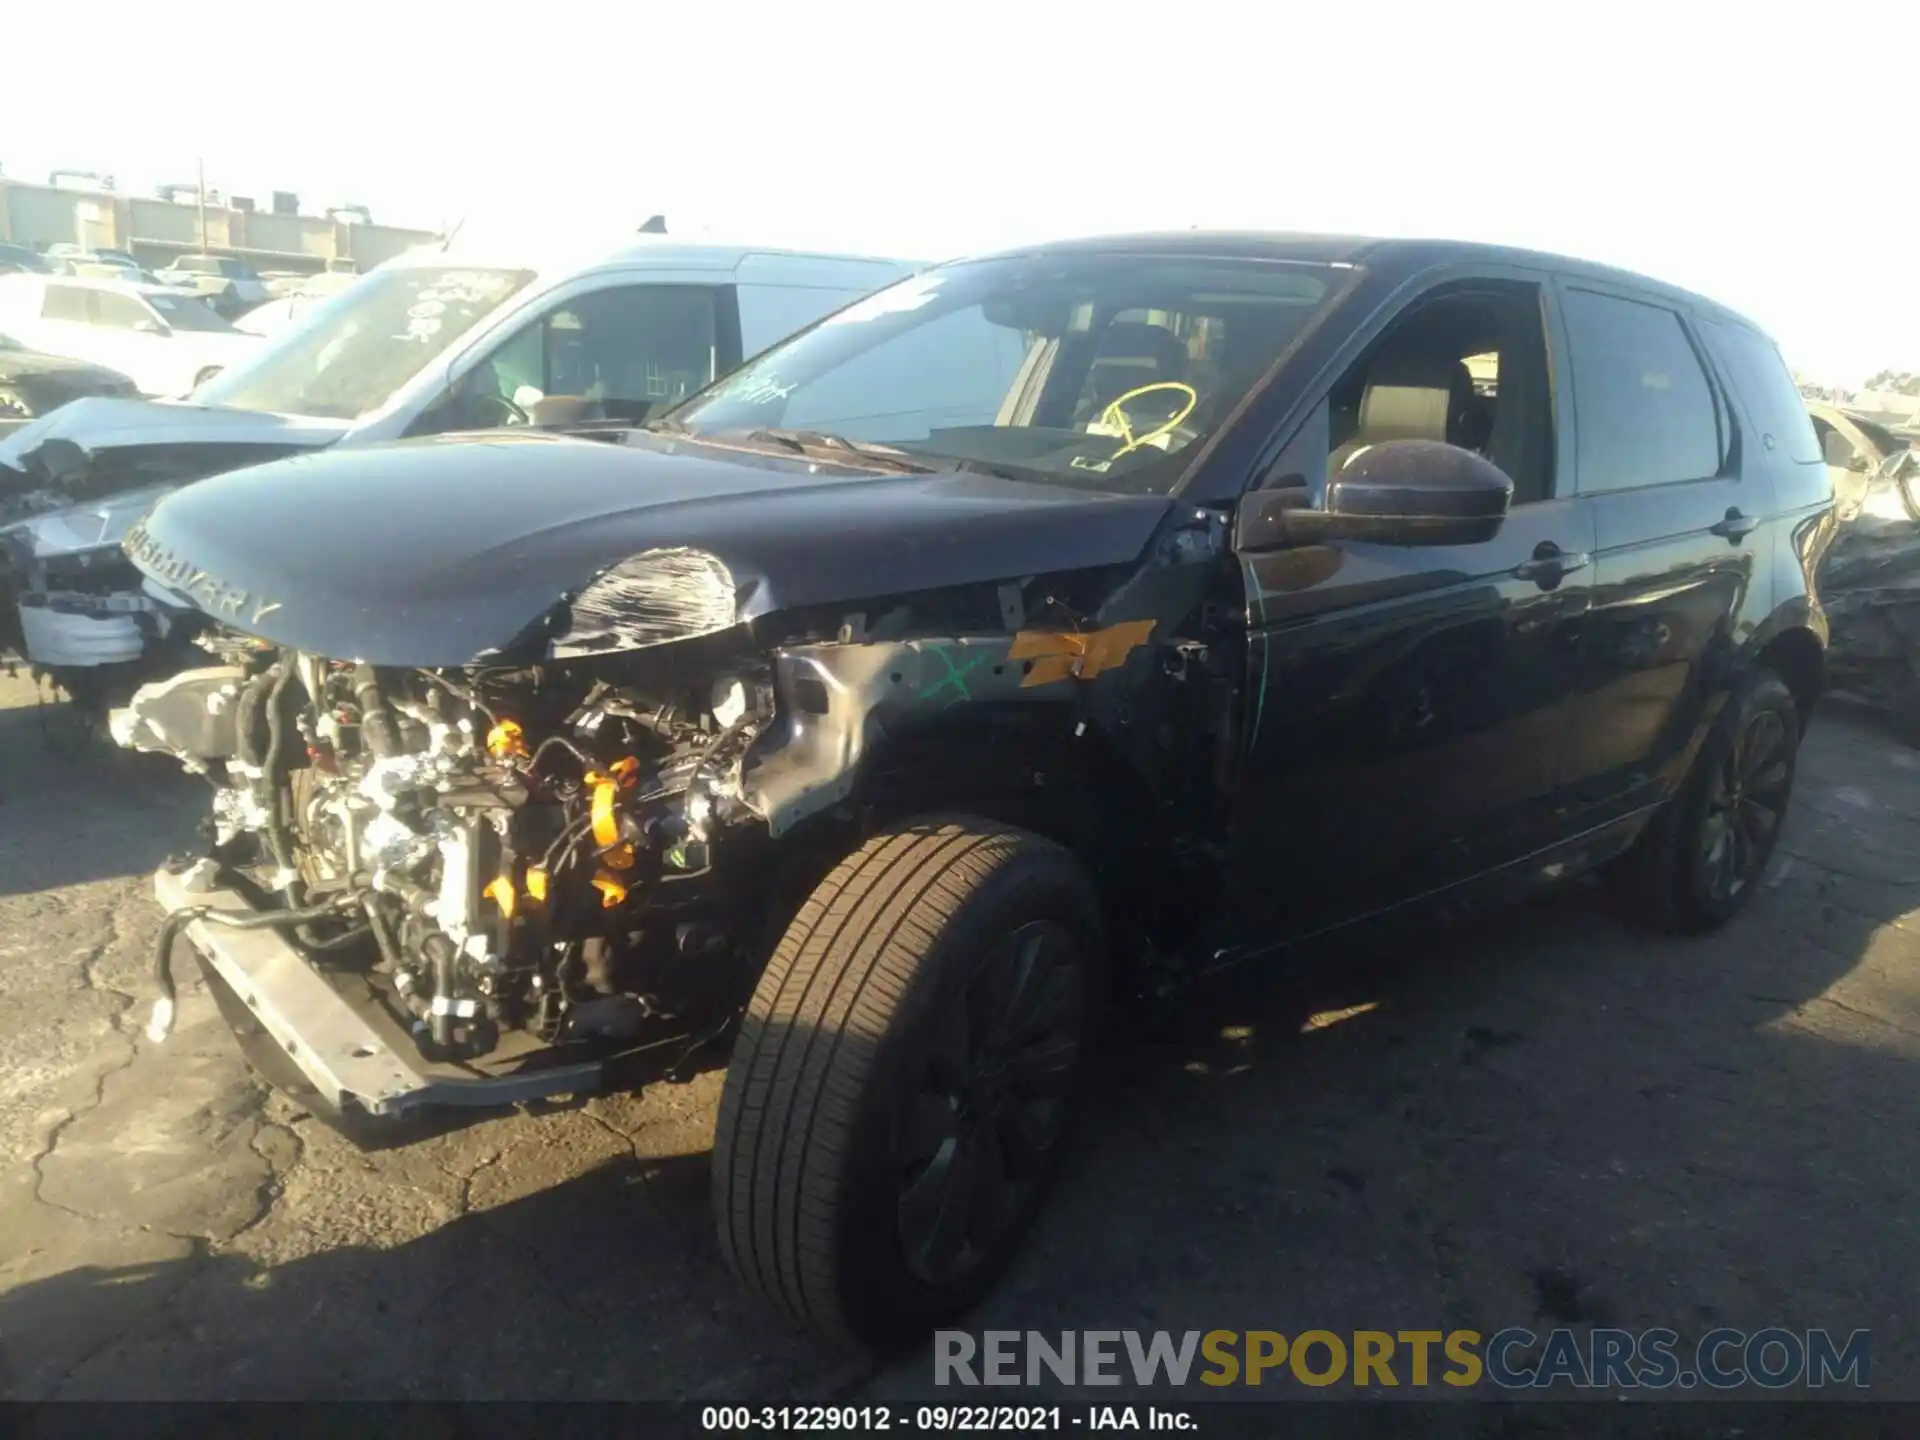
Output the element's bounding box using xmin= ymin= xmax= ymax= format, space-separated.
xmin=1514 ymin=542 xmax=1590 ymax=585
xmin=1710 ymin=508 xmax=1760 ymax=541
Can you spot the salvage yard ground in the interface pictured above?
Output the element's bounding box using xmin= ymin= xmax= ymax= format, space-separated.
xmin=0 ymin=668 xmax=1916 ymax=1404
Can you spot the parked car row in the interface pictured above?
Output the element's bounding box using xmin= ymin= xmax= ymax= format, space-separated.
xmin=0 ymin=273 xmax=258 ymax=401
xmin=158 ymin=252 xmax=272 ymax=313
xmin=0 ymin=242 xmax=54 ymax=276
xmin=0 ymin=244 xmax=299 ymax=309
xmin=3 ymin=228 xmax=1840 ymax=1352
xmin=231 ymin=270 xmax=363 ymax=337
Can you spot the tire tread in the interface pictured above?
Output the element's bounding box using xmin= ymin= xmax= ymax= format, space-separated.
xmin=714 ymin=815 xmax=1081 ymax=1345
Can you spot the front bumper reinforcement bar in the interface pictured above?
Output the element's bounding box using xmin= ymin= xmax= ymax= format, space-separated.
xmin=154 ymin=862 xmax=604 ymax=1119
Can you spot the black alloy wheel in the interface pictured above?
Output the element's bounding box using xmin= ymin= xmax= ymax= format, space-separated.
xmin=1613 ymin=666 xmax=1801 ymax=934
xmin=895 ymin=917 xmax=1087 ymax=1288
xmin=714 ymin=816 xmax=1102 ymax=1349
xmin=1697 ymin=705 xmax=1793 ymax=904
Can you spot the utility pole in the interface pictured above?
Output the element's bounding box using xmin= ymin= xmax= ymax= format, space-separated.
xmin=196 ymin=156 xmax=208 ymax=252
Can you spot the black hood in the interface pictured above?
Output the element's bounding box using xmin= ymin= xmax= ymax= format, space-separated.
xmin=0 ymin=350 xmax=118 ymax=384
xmin=0 ymin=349 xmax=133 ymax=399
xmin=125 ymin=429 xmax=1177 ymax=666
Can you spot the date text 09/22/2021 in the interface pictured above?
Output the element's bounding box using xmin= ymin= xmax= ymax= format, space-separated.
xmin=701 ymin=1406 xmax=1191 ymax=1431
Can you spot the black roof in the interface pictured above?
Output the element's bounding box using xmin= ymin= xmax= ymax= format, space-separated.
xmin=968 ymin=230 xmax=1756 ymax=333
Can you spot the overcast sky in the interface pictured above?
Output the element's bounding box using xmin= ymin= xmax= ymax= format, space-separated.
xmin=2 ymin=0 xmax=1910 ymax=385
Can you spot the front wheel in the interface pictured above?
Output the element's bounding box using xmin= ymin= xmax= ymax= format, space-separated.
xmin=1612 ymin=667 xmax=1800 ymax=933
xmin=713 ymin=816 xmax=1102 ymax=1349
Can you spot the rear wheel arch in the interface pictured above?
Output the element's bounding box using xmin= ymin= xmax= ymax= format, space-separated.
xmin=1613 ymin=661 xmax=1801 ymax=933
xmin=1755 ymin=626 xmax=1824 ymax=732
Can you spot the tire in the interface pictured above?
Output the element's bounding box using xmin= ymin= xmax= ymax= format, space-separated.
xmin=1612 ymin=666 xmax=1800 ymax=934
xmin=714 ymin=816 xmax=1102 ymax=1350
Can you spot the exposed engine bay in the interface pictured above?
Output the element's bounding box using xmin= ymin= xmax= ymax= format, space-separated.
xmin=110 ymin=504 xmax=1238 ymax=1120
xmin=116 ymin=632 xmax=793 ymax=1084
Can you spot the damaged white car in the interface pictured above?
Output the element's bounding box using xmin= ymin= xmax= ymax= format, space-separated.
xmin=0 ymin=237 xmax=915 ymax=710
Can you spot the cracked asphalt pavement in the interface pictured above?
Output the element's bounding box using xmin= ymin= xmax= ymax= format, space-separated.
xmin=0 ymin=668 xmax=1915 ymax=1405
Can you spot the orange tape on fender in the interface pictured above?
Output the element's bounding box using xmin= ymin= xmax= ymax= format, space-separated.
xmin=1008 ymin=619 xmax=1157 ymax=687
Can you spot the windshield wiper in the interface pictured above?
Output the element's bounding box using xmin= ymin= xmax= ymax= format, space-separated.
xmin=733 ymin=428 xmax=937 ymax=473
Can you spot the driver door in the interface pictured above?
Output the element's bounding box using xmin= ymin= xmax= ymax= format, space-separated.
xmin=1220 ymin=276 xmax=1599 ymax=948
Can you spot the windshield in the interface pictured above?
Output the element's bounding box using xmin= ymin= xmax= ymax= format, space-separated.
xmin=193 ymin=265 xmax=535 ymax=419
xmin=669 ymin=252 xmax=1337 ymax=492
xmin=146 ymin=292 xmax=234 ymax=332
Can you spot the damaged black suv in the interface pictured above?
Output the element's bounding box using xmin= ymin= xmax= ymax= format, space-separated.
xmin=110 ymin=233 xmax=1834 ymax=1348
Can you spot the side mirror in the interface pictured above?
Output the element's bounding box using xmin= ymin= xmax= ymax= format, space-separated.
xmin=1239 ymin=439 xmax=1514 ymax=551
xmin=133 ymin=318 xmax=167 ymax=335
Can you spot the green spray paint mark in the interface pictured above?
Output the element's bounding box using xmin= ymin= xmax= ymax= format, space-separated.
xmin=919 ymin=647 xmax=993 ymax=707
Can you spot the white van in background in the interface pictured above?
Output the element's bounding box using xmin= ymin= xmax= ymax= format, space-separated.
xmin=190 ymin=237 xmax=918 ymax=441
xmin=0 ymin=237 xmax=919 ymax=694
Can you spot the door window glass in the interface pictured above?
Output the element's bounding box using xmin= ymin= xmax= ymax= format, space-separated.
xmin=1698 ymin=317 xmax=1823 ymax=465
xmin=462 ymin=284 xmax=723 ymax=425
xmin=1562 ymin=290 xmax=1722 ymax=492
xmin=40 ymin=284 xmax=91 ymax=321
xmin=93 ymin=291 xmax=154 ymax=329
xmin=1274 ymin=281 xmax=1555 ymax=506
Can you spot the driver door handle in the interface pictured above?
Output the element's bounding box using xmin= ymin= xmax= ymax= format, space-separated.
xmin=1514 ymin=541 xmax=1590 ymax=586
xmin=1710 ymin=508 xmax=1760 ymax=542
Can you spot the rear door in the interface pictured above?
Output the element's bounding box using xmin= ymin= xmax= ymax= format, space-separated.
xmin=1553 ymin=281 xmax=1766 ymax=826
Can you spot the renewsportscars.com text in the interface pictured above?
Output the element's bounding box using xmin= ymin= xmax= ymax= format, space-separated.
xmin=934 ymin=1328 xmax=1871 ymax=1391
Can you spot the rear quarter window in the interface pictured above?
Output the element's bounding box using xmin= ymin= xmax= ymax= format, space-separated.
xmin=1698 ymin=318 xmax=1823 ymax=466
xmin=1561 ymin=288 xmax=1723 ymax=493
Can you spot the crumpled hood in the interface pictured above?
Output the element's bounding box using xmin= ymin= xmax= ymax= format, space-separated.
xmin=0 ymin=396 xmax=351 ymax=538
xmin=0 ymin=396 xmax=348 ymax=472
xmin=125 ymin=428 xmax=1177 ymax=666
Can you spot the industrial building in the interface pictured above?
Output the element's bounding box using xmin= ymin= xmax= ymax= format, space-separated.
xmin=0 ymin=175 xmax=439 ymax=277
